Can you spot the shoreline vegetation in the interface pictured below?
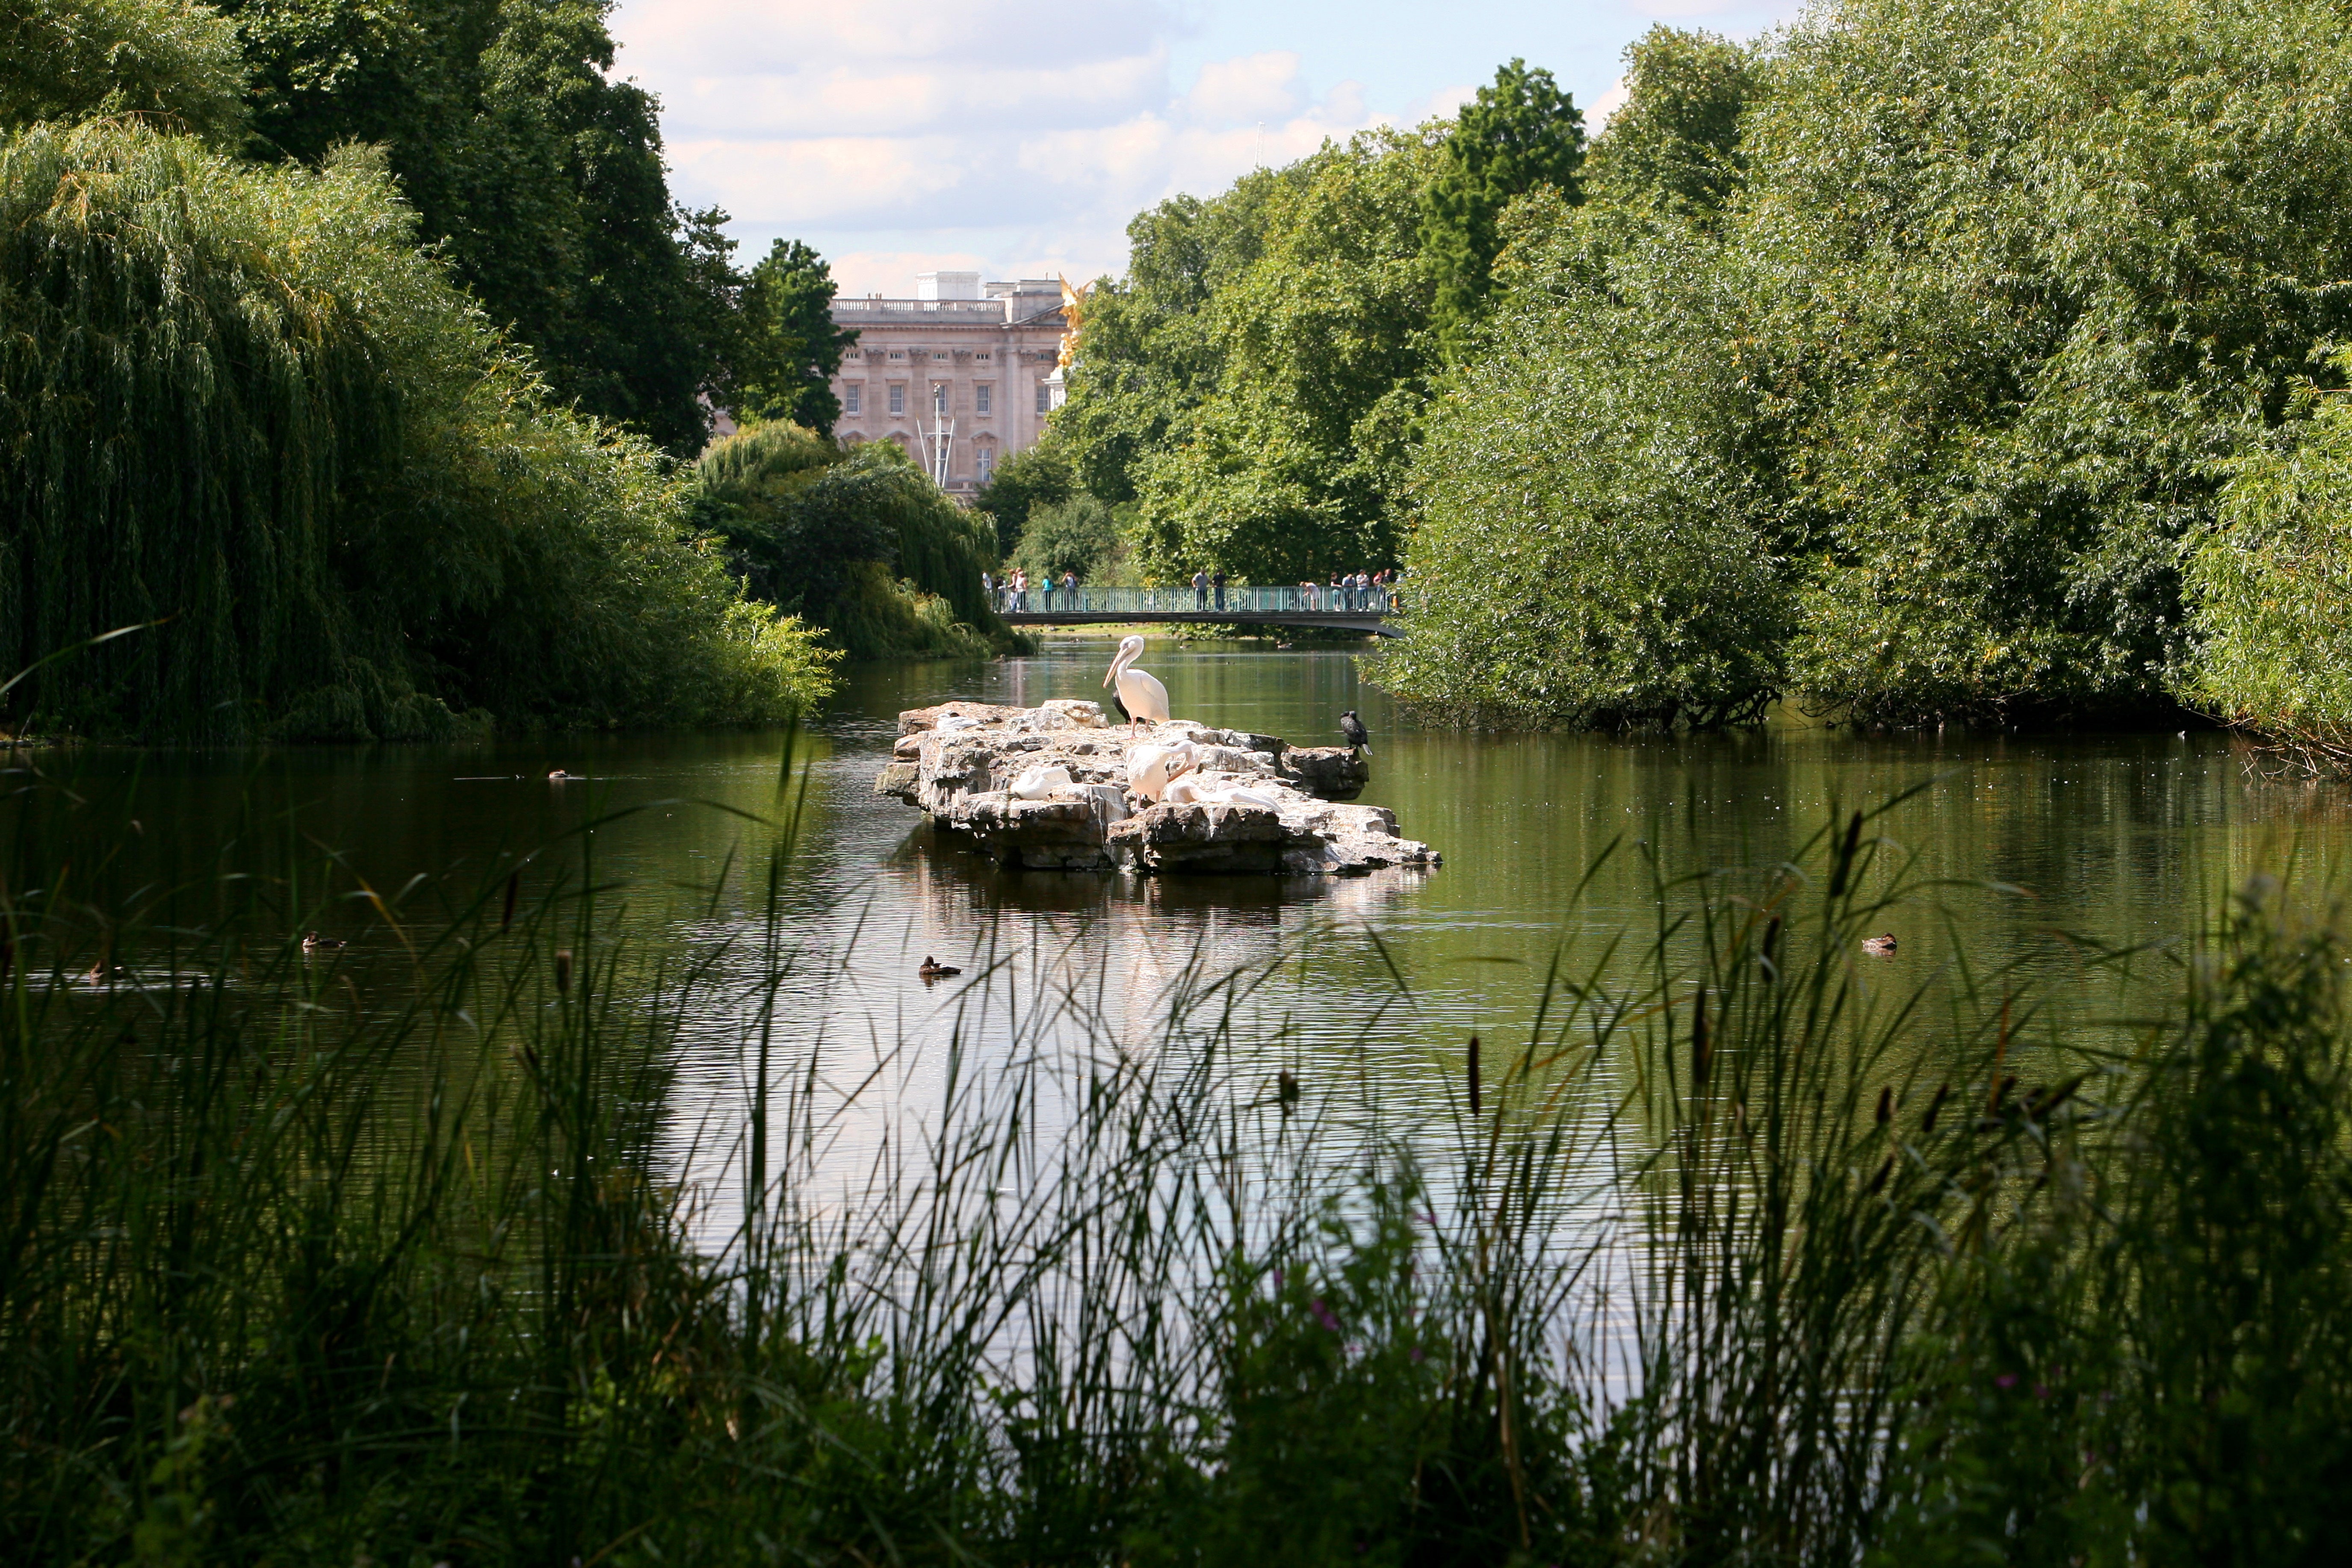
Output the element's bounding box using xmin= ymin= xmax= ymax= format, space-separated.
xmin=1042 ymin=0 xmax=2352 ymax=767
xmin=0 ymin=0 xmax=1012 ymax=744
xmin=5 ymin=742 xmax=2350 ymax=1562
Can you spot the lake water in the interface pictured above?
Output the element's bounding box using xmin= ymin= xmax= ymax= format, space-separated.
xmin=25 ymin=636 xmax=2352 ymax=1206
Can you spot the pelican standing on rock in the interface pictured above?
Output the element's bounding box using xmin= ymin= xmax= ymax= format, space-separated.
xmin=1126 ymin=738 xmax=1197 ymax=802
xmin=1104 ymin=635 xmax=1170 ymax=732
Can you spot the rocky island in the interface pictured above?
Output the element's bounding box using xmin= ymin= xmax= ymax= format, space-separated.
xmin=875 ymin=700 xmax=1441 ymax=876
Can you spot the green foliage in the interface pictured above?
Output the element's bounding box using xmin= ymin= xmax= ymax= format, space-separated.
xmin=0 ymin=0 xmax=247 ymax=139
xmin=1130 ymin=128 xmax=1443 ymax=583
xmin=7 ymin=769 xmax=2352 ymax=1562
xmin=1398 ymin=0 xmax=2352 ymax=732
xmin=0 ymin=118 xmax=834 ymax=739
xmin=1875 ymin=882 xmax=2352 ymax=1565
xmin=1578 ymin=25 xmax=1756 ymax=218
xmin=1386 ymin=205 xmax=1788 ymax=727
xmin=693 ymin=425 xmax=1008 ymax=659
xmin=223 ymin=0 xmax=739 ymax=454
xmin=728 ymin=238 xmax=857 ymax=434
xmin=1058 ymin=167 xmax=1309 ymax=506
xmin=1011 ymin=494 xmax=1120 ymax=585
xmin=2182 ymin=363 xmax=2352 ymax=770
xmin=1419 ymin=57 xmax=1585 ymax=360
xmin=972 ymin=435 xmax=1077 ymax=556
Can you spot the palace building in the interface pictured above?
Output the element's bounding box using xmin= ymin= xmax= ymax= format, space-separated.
xmin=828 ymin=272 xmax=1072 ymax=496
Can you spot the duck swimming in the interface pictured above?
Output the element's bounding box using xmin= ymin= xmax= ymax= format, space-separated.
xmin=302 ymin=932 xmax=346 ymax=953
xmin=1862 ymin=933 xmax=1898 ymax=956
xmin=917 ymin=956 xmax=961 ymax=980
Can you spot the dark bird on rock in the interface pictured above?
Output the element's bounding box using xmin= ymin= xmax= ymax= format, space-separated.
xmin=918 ymin=956 xmax=961 ymax=980
xmin=1339 ymin=710 xmax=1370 ymax=754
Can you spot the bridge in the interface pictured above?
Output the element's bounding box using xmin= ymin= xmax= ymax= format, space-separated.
xmin=996 ymin=585 xmax=1400 ymax=637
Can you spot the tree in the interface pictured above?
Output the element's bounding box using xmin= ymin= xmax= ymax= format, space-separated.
xmin=1132 ymin=127 xmax=1443 ymax=582
xmin=2183 ymin=359 xmax=2352 ymax=770
xmin=972 ymin=437 xmax=1076 ymax=557
xmin=693 ymin=427 xmax=1010 ymax=659
xmin=1579 ymin=26 xmax=1757 ymax=218
xmin=1385 ymin=207 xmax=1788 ymax=728
xmin=1419 ymin=58 xmax=1585 ymax=360
xmin=222 ymin=0 xmax=737 ymax=453
xmin=0 ymin=118 xmax=832 ymax=738
xmin=1 ymin=0 xmax=246 ymax=139
xmin=1013 ymin=496 xmax=1121 ymax=585
xmin=1058 ymin=168 xmax=1307 ymax=504
xmin=1394 ymin=3 xmax=2352 ymax=734
xmin=729 ymin=239 xmax=857 ymax=434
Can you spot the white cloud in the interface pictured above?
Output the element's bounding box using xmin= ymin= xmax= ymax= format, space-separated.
xmin=610 ymin=0 xmax=1397 ymax=292
xmin=1587 ymin=75 xmax=1630 ymax=132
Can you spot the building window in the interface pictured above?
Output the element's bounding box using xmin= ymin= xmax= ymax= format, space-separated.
xmin=933 ymin=351 xmax=948 ymax=360
xmin=1035 ymin=381 xmax=1051 ymax=415
xmin=975 ymin=383 xmax=992 ymax=416
xmin=976 ymin=352 xmax=991 ymax=363
xmin=888 ymin=383 xmax=905 ymax=416
xmin=977 ymin=446 xmax=994 ymax=482
xmin=888 ymin=350 xmax=904 ymax=360
xmin=843 ymin=384 xmax=861 ymax=415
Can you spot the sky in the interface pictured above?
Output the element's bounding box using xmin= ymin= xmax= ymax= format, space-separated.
xmin=606 ymin=0 xmax=1808 ymax=299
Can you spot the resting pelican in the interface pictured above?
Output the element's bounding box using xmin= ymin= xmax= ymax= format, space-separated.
xmin=1009 ymin=764 xmax=1075 ymax=800
xmin=1126 ymin=739 xmax=1197 ymax=802
xmin=1104 ymin=635 xmax=1170 ymax=732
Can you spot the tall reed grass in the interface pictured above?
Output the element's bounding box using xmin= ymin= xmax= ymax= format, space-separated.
xmin=0 ymin=744 xmax=2345 ymax=1565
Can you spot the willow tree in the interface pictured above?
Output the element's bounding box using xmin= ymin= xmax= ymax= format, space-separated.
xmin=0 ymin=118 xmax=833 ymax=738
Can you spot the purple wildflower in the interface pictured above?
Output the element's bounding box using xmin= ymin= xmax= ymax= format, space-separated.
xmin=1309 ymin=1297 xmax=1341 ymax=1333
xmin=1995 ymin=1373 xmax=2018 ymax=1390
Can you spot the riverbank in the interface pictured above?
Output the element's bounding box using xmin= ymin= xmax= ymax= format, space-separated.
xmin=6 ymin=732 xmax=2346 ymax=1562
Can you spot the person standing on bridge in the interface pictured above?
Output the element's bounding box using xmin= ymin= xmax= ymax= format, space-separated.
xmin=1041 ymin=571 xmax=1055 ymax=611
xmin=1211 ymin=570 xmax=1227 ymax=611
xmin=1063 ymin=569 xmax=1077 ymax=610
xmin=1193 ymin=569 xmax=1209 ymax=611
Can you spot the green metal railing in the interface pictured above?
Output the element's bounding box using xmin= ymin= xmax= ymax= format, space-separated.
xmin=993 ymin=585 xmax=1395 ymax=616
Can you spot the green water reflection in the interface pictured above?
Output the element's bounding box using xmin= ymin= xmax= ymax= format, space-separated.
xmin=17 ymin=634 xmax=2352 ymax=1161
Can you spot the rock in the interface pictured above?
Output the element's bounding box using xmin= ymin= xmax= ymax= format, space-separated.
xmin=875 ymin=703 xmax=1438 ymax=877
xmin=1107 ymin=801 xmax=1288 ymax=874
xmin=1276 ymin=746 xmax=1368 ymax=800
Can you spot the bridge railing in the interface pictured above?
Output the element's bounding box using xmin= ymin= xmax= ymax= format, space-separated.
xmin=993 ymin=585 xmax=1394 ymax=616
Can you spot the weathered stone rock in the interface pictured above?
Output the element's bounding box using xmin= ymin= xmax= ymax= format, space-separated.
xmin=1107 ymin=801 xmax=1288 ymax=873
xmin=874 ymin=703 xmax=1437 ymax=877
xmin=1276 ymin=746 xmax=1368 ymax=800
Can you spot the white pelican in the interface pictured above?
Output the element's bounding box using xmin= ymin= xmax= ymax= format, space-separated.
xmin=1162 ymin=777 xmax=1279 ymax=811
xmin=1126 ymin=739 xmax=1197 ymax=802
xmin=1009 ymin=764 xmax=1075 ymax=800
xmin=1104 ymin=635 xmax=1170 ymax=731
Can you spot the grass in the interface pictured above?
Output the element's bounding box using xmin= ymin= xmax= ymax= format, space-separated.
xmin=1 ymin=740 xmax=2348 ymax=1565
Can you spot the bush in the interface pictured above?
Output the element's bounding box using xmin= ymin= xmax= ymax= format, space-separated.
xmin=2182 ymin=364 xmax=2352 ymax=770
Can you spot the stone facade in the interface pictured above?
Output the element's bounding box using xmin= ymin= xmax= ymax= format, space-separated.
xmin=828 ymin=273 xmax=1068 ymax=496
